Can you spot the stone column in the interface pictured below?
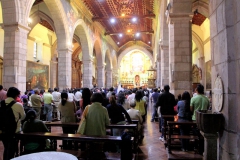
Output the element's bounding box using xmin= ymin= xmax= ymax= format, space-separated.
xmin=58 ymin=49 xmax=72 ymax=90
xmin=50 ymin=60 xmax=58 ymax=89
xmin=3 ymin=23 xmax=30 ymax=92
xmin=167 ymin=0 xmax=192 ymax=96
xmin=200 ymin=132 xmax=219 ymax=160
xmin=82 ymin=60 xmax=93 ymax=88
xmin=97 ymin=65 xmax=105 ymax=88
xmin=106 ymin=69 xmax=113 ymax=88
xmin=160 ymin=45 xmax=169 ymax=88
xmin=198 ymin=56 xmax=205 ymax=86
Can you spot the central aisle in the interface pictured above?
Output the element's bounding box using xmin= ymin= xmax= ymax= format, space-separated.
xmin=138 ymin=102 xmax=168 ymax=160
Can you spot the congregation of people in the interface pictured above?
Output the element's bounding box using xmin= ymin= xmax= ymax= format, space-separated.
xmin=0 ymin=83 xmax=210 ymax=160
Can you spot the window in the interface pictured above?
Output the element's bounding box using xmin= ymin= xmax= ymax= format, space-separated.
xmin=33 ymin=42 xmax=37 ymax=58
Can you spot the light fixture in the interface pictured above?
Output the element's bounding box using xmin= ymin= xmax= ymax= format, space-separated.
xmin=121 ymin=13 xmax=125 ymax=17
xmin=127 ymin=29 xmax=131 ymax=33
xmin=194 ymin=9 xmax=199 ymax=15
xmin=119 ymin=33 xmax=123 ymax=37
xmin=148 ymin=41 xmax=151 ymax=44
xmin=132 ymin=17 xmax=137 ymax=22
xmin=117 ymin=42 xmax=120 ymax=45
xmin=135 ymin=32 xmax=140 ymax=37
xmin=110 ymin=18 xmax=116 ymax=23
xmin=28 ymin=18 xmax=32 ymax=24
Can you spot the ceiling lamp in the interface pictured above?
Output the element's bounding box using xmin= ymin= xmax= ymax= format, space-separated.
xmin=110 ymin=18 xmax=116 ymax=23
xmin=132 ymin=17 xmax=137 ymax=22
xmin=119 ymin=33 xmax=123 ymax=37
xmin=117 ymin=42 xmax=120 ymax=45
xmin=121 ymin=13 xmax=125 ymax=17
xmin=148 ymin=41 xmax=151 ymax=44
xmin=135 ymin=32 xmax=140 ymax=37
xmin=127 ymin=29 xmax=131 ymax=33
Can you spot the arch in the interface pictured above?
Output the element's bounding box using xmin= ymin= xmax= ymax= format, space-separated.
xmin=192 ymin=0 xmax=209 ymax=18
xmin=118 ymin=45 xmax=154 ymax=68
xmin=72 ymin=19 xmax=91 ymax=61
xmin=192 ymin=31 xmax=204 ymax=58
xmin=28 ymin=11 xmax=56 ymax=33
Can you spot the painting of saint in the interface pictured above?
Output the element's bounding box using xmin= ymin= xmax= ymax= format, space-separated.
xmin=135 ymin=75 xmax=140 ymax=87
xmin=27 ymin=61 xmax=49 ymax=90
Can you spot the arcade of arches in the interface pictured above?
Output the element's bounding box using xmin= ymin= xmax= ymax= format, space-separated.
xmin=0 ymin=0 xmax=239 ymax=159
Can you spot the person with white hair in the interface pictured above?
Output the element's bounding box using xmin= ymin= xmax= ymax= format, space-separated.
xmin=127 ymin=100 xmax=144 ymax=139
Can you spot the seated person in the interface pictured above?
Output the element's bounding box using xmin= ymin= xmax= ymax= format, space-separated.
xmin=22 ymin=110 xmax=50 ymax=153
xmin=127 ymin=100 xmax=144 ymax=140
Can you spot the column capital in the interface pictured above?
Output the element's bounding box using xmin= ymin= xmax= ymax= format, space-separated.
xmin=58 ymin=48 xmax=73 ymax=53
xmin=160 ymin=44 xmax=169 ymax=50
xmin=167 ymin=13 xmax=193 ymax=24
xmin=1 ymin=22 xmax=31 ymax=32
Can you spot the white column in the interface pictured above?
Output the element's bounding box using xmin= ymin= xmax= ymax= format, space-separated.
xmin=3 ymin=23 xmax=30 ymax=92
xmin=50 ymin=60 xmax=58 ymax=89
xmin=168 ymin=0 xmax=193 ymax=96
xmin=97 ymin=65 xmax=105 ymax=88
xmin=58 ymin=48 xmax=72 ymax=90
xmin=82 ymin=60 xmax=93 ymax=88
xmin=106 ymin=69 xmax=113 ymax=88
xmin=160 ymin=45 xmax=170 ymax=88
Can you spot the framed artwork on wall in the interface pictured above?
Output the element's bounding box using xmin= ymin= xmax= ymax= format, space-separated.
xmin=26 ymin=61 xmax=49 ymax=90
xmin=205 ymin=60 xmax=212 ymax=90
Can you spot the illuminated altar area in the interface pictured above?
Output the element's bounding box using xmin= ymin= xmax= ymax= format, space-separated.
xmin=119 ymin=51 xmax=152 ymax=88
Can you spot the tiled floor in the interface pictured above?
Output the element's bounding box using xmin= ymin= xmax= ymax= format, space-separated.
xmin=0 ymin=102 xmax=168 ymax=160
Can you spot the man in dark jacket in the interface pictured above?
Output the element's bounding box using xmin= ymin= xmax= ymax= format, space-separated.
xmin=156 ymin=85 xmax=176 ymax=141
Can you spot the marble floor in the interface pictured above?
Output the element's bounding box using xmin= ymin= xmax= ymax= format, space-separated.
xmin=0 ymin=102 xmax=168 ymax=160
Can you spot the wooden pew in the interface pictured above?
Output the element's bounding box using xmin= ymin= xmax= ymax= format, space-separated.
xmin=15 ymin=132 xmax=134 ymax=160
xmin=167 ymin=121 xmax=198 ymax=153
xmin=161 ymin=115 xmax=175 ymax=143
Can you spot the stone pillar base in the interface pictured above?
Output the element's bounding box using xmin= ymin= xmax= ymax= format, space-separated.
xmin=200 ymin=131 xmax=219 ymax=160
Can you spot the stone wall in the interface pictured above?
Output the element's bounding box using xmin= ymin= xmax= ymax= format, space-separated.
xmin=210 ymin=0 xmax=240 ymax=159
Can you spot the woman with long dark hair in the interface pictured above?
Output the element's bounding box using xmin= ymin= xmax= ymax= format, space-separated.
xmin=58 ymin=92 xmax=76 ymax=149
xmin=117 ymin=92 xmax=130 ymax=110
xmin=80 ymin=88 xmax=91 ymax=110
xmin=177 ymin=91 xmax=192 ymax=151
xmin=107 ymin=95 xmax=132 ymax=136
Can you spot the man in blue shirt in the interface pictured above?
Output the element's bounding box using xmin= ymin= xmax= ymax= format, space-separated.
xmin=150 ymin=88 xmax=160 ymax=122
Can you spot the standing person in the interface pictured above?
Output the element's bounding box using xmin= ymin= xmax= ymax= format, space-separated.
xmin=43 ymin=89 xmax=54 ymax=122
xmin=78 ymin=92 xmax=110 ymax=136
xmin=31 ymin=89 xmax=43 ymax=120
xmin=0 ymin=85 xmax=7 ymax=101
xmin=107 ymin=95 xmax=132 ymax=136
xmin=74 ymin=89 xmax=82 ymax=110
xmin=117 ymin=92 xmax=130 ymax=110
xmin=190 ymin=84 xmax=209 ymax=121
xmin=80 ymin=88 xmax=91 ymax=110
xmin=52 ymin=88 xmax=61 ymax=121
xmin=150 ymin=88 xmax=160 ymax=122
xmin=190 ymin=84 xmax=209 ymax=155
xmin=156 ymin=85 xmax=176 ymax=141
xmin=177 ymin=91 xmax=192 ymax=151
xmin=58 ymin=92 xmax=76 ymax=149
xmin=106 ymin=87 xmax=114 ymax=99
xmin=135 ymin=90 xmax=146 ymax=122
xmin=127 ymin=88 xmax=137 ymax=104
xmin=68 ymin=90 xmax=75 ymax=102
xmin=1 ymin=87 xmax=25 ymax=160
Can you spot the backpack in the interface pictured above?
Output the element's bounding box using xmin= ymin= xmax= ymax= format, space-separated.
xmin=0 ymin=100 xmax=17 ymax=139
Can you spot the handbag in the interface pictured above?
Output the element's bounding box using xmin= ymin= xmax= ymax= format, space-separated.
xmin=77 ymin=105 xmax=90 ymax=134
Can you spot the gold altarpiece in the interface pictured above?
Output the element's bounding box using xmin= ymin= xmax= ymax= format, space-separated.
xmin=119 ymin=51 xmax=151 ymax=88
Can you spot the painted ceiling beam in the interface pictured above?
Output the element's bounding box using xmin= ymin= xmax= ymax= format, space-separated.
xmin=104 ymin=30 xmax=154 ymax=36
xmin=92 ymin=14 xmax=156 ymax=21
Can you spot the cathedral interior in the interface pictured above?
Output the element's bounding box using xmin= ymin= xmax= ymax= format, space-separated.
xmin=0 ymin=0 xmax=239 ymax=159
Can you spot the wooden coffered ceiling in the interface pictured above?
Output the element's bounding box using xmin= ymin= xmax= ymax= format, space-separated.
xmin=82 ymin=0 xmax=155 ymax=48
